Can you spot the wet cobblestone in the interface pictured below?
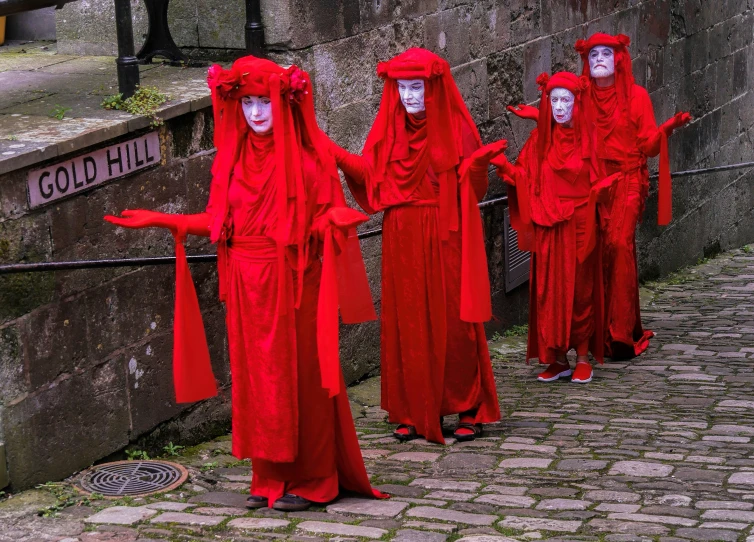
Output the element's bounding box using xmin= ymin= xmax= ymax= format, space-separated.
xmin=4 ymin=248 xmax=754 ymax=540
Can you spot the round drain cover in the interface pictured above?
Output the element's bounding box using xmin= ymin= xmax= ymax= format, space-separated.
xmin=79 ymin=460 xmax=188 ymax=498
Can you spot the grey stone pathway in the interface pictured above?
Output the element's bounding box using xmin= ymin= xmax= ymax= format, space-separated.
xmin=4 ymin=247 xmax=754 ymax=541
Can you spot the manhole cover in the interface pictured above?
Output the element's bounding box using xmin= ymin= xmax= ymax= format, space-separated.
xmin=79 ymin=460 xmax=188 ymax=498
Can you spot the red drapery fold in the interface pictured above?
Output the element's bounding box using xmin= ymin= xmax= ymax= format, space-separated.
xmin=317 ymin=208 xmax=377 ymax=397
xmin=657 ymin=131 xmax=671 ymax=225
xmin=171 ymin=229 xmax=218 ymax=403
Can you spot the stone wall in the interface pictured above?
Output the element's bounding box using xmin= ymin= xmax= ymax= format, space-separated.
xmin=0 ymin=113 xmax=235 ymax=490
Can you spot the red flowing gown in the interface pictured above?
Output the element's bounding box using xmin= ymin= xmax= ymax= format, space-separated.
xmin=209 ymin=131 xmax=380 ymax=504
xmin=344 ymin=114 xmax=500 ymax=444
xmin=503 ymin=126 xmax=604 ymax=364
xmin=586 ymin=83 xmax=663 ymax=358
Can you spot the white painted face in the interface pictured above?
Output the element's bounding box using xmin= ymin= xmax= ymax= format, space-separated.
xmin=396 ymin=79 xmax=426 ymax=116
xmin=550 ymin=88 xmax=575 ymax=125
xmin=588 ymin=45 xmax=615 ymax=79
xmin=241 ymin=95 xmax=273 ymax=134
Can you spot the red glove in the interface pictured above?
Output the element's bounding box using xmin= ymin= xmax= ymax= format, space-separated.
xmin=104 ymin=210 xmax=210 ymax=237
xmin=507 ymin=104 xmax=539 ymax=121
xmin=490 ymin=153 xmax=515 ymax=180
xmin=660 ymin=112 xmax=692 ymax=136
xmin=470 ymin=140 xmax=508 ymax=170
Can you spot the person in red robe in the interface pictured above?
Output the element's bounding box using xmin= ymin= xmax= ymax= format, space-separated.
xmin=575 ymin=33 xmax=691 ymax=359
xmin=327 ymin=48 xmax=502 ymax=443
xmin=105 ymin=56 xmax=387 ymax=511
xmin=494 ymin=72 xmax=616 ymax=384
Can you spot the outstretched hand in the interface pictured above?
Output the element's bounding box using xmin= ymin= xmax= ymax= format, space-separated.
xmin=104 ymin=210 xmax=177 ymax=233
xmin=661 ymin=111 xmax=692 ymax=136
xmin=507 ymin=103 xmax=539 ymax=121
xmin=470 ymin=140 xmax=508 ymax=168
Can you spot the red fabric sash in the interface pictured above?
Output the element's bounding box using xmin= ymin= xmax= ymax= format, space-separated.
xmin=171 ymin=228 xmax=217 ymax=403
xmin=317 ymin=208 xmax=377 ymax=397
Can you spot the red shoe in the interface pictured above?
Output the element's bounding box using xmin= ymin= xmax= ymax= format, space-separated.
xmin=537 ymin=362 xmax=572 ymax=382
xmin=571 ymin=361 xmax=593 ymax=383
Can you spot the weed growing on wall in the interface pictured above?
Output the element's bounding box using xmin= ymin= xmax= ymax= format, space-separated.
xmin=102 ymin=86 xmax=170 ymax=127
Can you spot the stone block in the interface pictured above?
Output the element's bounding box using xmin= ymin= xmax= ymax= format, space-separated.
xmin=56 ymin=1 xmax=149 ymax=56
xmin=437 ymin=452 xmax=497 ymax=471
xmin=409 ymin=478 xmax=480 ymax=491
xmin=406 ymin=506 xmax=497 ymax=525
xmin=498 ymin=516 xmax=582 ymax=532
xmin=451 ymin=59 xmax=488 ymax=126
xmin=229 ymin=518 xmax=290 ymax=530
xmin=150 ymin=511 xmax=225 ymax=526
xmin=608 ymin=461 xmax=674 ymax=477
xmin=423 ymin=5 xmax=473 ymax=67
xmin=0 ymin=214 xmax=55 ymax=323
xmin=196 ymin=1 xmax=245 ymax=49
xmin=3 ymin=358 xmax=130 ymax=489
xmin=264 ymin=0 xmax=360 ymax=50
xmin=394 ymin=529 xmax=448 ymax=542
xmin=0 ymin=325 xmax=28 ymax=404
xmin=523 ymin=38 xmax=551 ymax=104
xmin=359 ymin=0 xmax=438 ymax=33
xmin=297 ymin=520 xmax=387 ymax=539
xmin=312 ymin=28 xmax=391 ymax=113
xmin=84 ymin=506 xmax=157 ymax=525
xmin=188 ymin=492 xmax=251 ymax=508
xmin=509 ymin=0 xmax=541 ymax=46
xmin=474 ymin=494 xmax=535 ymax=508
xmin=487 ymin=47 xmax=524 ymax=119
xmin=326 ymin=497 xmax=409 ymax=517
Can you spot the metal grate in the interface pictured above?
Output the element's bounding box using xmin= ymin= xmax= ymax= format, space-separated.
xmin=503 ymin=207 xmax=531 ymax=292
xmin=79 ymin=460 xmax=188 ymax=498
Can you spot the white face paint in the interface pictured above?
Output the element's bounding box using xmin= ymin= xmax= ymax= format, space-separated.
xmin=241 ymin=95 xmax=273 ymax=134
xmin=588 ymin=45 xmax=615 ymax=79
xmin=550 ymin=88 xmax=575 ymax=125
xmin=396 ymin=79 xmax=426 ymax=116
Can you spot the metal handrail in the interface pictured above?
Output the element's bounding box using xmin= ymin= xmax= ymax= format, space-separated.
xmin=2 ymin=159 xmax=753 ymax=275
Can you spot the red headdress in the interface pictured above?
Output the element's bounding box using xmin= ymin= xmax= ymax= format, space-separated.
xmin=575 ymin=33 xmax=634 ymax=115
xmin=364 ymin=48 xmax=482 ymax=239
xmin=535 ymin=71 xmax=591 ymax=171
xmin=206 ymin=57 xmax=338 ymax=311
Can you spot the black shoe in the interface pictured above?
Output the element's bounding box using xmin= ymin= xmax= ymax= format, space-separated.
xmin=246 ymin=494 xmax=268 ymax=509
xmin=272 ymin=493 xmax=311 ymax=511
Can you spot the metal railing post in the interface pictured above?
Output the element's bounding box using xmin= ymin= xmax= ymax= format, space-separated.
xmin=245 ymin=0 xmax=265 ymax=57
xmin=114 ymin=0 xmax=141 ymax=98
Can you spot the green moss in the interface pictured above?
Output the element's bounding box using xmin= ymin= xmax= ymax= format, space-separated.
xmin=0 ymin=272 xmax=55 ymax=322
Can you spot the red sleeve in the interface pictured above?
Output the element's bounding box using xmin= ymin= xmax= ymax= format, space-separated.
xmin=632 ymin=86 xmax=663 ymax=158
xmin=460 ymin=120 xmax=487 ymax=201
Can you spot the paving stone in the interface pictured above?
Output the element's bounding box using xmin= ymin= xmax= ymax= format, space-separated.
xmin=297 ymin=521 xmax=387 ymax=539
xmin=556 ymin=459 xmax=607 ymax=471
xmin=535 ymin=499 xmax=591 ymax=511
xmin=192 ymin=506 xmax=247 ymax=515
xmin=474 ymin=494 xmax=535 ymax=507
xmin=188 ymin=492 xmax=250 ymax=508
xmin=149 ymin=512 xmax=225 ymax=526
xmin=588 ymin=519 xmax=669 ymax=535
xmin=456 ymin=537 xmax=518 ymax=542
xmin=437 ymin=453 xmax=498 ymax=471
xmin=143 ymin=502 xmax=196 ymax=511
xmin=653 ymin=495 xmax=693 ymax=507
xmin=228 ymin=518 xmax=290 ymax=530
xmin=480 ymin=485 xmax=528 ymax=495
xmin=608 ymin=461 xmax=674 ymax=477
xmin=376 ymin=484 xmax=426 ymax=497
xmin=596 ymin=504 xmax=642 ymax=513
xmin=700 ymin=509 xmax=754 ymax=522
xmin=606 ymin=513 xmax=696 ymax=527
xmin=497 ymin=516 xmax=581 ymax=532
xmin=696 ymin=500 xmax=754 ymax=510
xmin=497 ymin=458 xmax=552 ymax=469
xmin=409 ymin=479 xmax=481 ymax=491
xmin=425 ymin=491 xmax=477 ymax=502
xmin=402 ymin=520 xmax=458 ymax=533
xmin=84 ymin=507 xmax=158 ymax=525
xmin=325 ymin=497 xmax=408 ymax=517
xmin=393 ymin=529 xmax=448 ymax=542
xmin=498 ymin=442 xmax=557 ymax=454
xmin=406 ymin=506 xmax=497 ymax=525
xmin=729 ymin=472 xmax=754 ymax=484
xmin=674 ymin=528 xmax=739 ymax=542
xmin=388 ymin=452 xmax=441 ymax=462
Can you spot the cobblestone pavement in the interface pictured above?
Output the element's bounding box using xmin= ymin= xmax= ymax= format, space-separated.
xmin=5 ymin=247 xmax=754 ymax=541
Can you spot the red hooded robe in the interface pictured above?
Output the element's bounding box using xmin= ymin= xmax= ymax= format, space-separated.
xmin=193 ymin=56 xmax=386 ymax=503
xmin=575 ymin=33 xmax=669 ymax=359
xmin=500 ymin=72 xmax=613 ymax=365
xmin=336 ymin=48 xmax=500 ymax=444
